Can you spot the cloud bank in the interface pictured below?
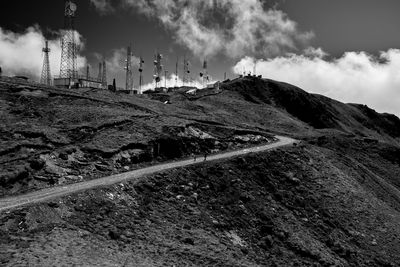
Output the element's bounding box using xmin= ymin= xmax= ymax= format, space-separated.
xmin=0 ymin=26 xmax=86 ymax=81
xmin=92 ymin=0 xmax=313 ymax=59
xmin=233 ymin=48 xmax=400 ymax=116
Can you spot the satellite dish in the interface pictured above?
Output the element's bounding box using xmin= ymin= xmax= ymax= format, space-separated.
xmin=70 ymin=3 xmax=77 ymax=12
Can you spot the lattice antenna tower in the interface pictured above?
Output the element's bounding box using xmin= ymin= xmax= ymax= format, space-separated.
xmin=41 ymin=40 xmax=52 ymax=86
xmin=60 ymin=0 xmax=78 ymax=79
xmin=102 ymin=59 xmax=107 ymax=88
xmin=153 ymin=52 xmax=163 ymax=89
xmin=125 ymin=45 xmax=134 ymax=91
xmin=139 ymin=56 xmax=144 ymax=94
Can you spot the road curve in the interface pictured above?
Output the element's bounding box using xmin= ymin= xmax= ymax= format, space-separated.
xmin=0 ymin=136 xmax=296 ymax=212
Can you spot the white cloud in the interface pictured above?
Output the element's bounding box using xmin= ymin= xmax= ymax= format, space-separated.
xmin=140 ymin=73 xmax=210 ymax=91
xmin=233 ymin=49 xmax=400 ymax=116
xmin=92 ymin=0 xmax=313 ymax=59
xmin=0 ymin=26 xmax=86 ymax=81
xmin=89 ymin=0 xmax=114 ymax=14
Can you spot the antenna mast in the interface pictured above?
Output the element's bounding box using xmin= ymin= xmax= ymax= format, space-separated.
xmin=183 ymin=55 xmax=190 ymax=86
xmin=60 ymin=0 xmax=78 ymax=81
xmin=200 ymin=59 xmax=208 ymax=88
xmin=153 ymin=52 xmax=163 ymax=89
xmin=41 ymin=40 xmax=52 ymax=86
xmin=125 ymin=45 xmax=134 ymax=92
xmin=175 ymin=56 xmax=179 ymax=87
xmin=139 ymin=56 xmax=144 ymax=94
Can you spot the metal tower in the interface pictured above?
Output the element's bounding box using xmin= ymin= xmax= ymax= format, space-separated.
xmin=183 ymin=55 xmax=190 ymax=86
xmin=125 ymin=45 xmax=134 ymax=92
xmin=175 ymin=57 xmax=179 ymax=87
xmin=200 ymin=59 xmax=208 ymax=88
xmin=139 ymin=56 xmax=144 ymax=94
xmin=153 ymin=52 xmax=163 ymax=89
xmin=40 ymin=41 xmax=52 ymax=86
xmin=60 ymin=0 xmax=78 ymax=80
xmin=102 ymin=59 xmax=107 ymax=88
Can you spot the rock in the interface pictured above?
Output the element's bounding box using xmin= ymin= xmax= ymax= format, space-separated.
xmin=259 ymin=235 xmax=274 ymax=249
xmin=59 ymin=152 xmax=68 ymax=160
xmin=47 ymin=202 xmax=59 ymax=208
xmin=123 ymin=166 xmax=130 ymax=171
xmin=182 ymin=237 xmax=195 ymax=245
xmin=108 ymin=230 xmax=121 ymax=240
xmin=29 ymin=158 xmax=45 ymax=170
xmin=259 ymin=224 xmax=274 ymax=235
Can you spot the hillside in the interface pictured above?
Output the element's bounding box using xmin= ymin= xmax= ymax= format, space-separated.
xmin=1 ymin=76 xmax=400 ymax=266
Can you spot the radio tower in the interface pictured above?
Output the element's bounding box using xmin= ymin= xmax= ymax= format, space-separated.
xmin=60 ymin=0 xmax=78 ymax=80
xmin=125 ymin=45 xmax=133 ymax=92
xmin=153 ymin=52 xmax=163 ymax=89
xmin=40 ymin=41 xmax=52 ymax=86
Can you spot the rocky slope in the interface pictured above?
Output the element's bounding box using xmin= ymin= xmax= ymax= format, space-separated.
xmin=1 ymin=76 xmax=400 ymax=266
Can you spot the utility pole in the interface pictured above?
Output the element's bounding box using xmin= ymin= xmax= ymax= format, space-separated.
xmin=60 ymin=0 xmax=78 ymax=82
xmin=40 ymin=40 xmax=52 ymax=86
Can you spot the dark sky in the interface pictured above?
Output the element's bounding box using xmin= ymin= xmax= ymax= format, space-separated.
xmin=277 ymin=0 xmax=400 ymax=57
xmin=1 ymin=0 xmax=400 ymax=84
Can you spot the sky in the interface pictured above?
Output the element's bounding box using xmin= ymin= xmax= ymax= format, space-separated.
xmin=1 ymin=0 xmax=400 ymax=116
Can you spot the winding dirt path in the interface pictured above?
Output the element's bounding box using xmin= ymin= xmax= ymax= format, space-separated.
xmin=0 ymin=136 xmax=296 ymax=212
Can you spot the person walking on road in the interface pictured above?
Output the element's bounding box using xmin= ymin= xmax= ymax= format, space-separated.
xmin=192 ymin=153 xmax=196 ymax=162
xmin=204 ymin=152 xmax=208 ymax=161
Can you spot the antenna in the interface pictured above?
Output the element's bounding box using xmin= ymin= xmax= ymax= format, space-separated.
xmin=125 ymin=45 xmax=133 ymax=92
xmin=153 ymin=51 xmax=163 ymax=89
xmin=139 ymin=56 xmax=144 ymax=94
xmin=200 ymin=59 xmax=208 ymax=88
xmin=60 ymin=0 xmax=78 ymax=82
xmin=41 ymin=40 xmax=52 ymax=86
xmin=175 ymin=56 xmax=179 ymax=87
xmin=86 ymin=65 xmax=89 ymax=79
xmin=183 ymin=55 xmax=190 ymax=87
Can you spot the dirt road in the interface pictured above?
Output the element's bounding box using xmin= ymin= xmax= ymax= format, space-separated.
xmin=0 ymin=136 xmax=296 ymax=212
